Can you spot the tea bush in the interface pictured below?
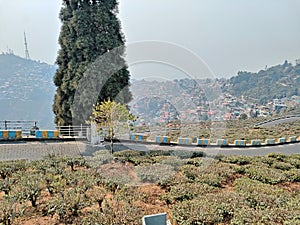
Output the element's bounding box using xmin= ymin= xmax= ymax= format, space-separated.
xmin=136 ymin=164 xmax=175 ymax=184
xmin=166 ymin=182 xmax=215 ymax=202
xmin=244 ymin=164 xmax=286 ymax=184
xmin=284 ymin=169 xmax=300 ymax=182
xmin=171 ymin=192 xmax=244 ymax=225
xmin=231 ymin=206 xmax=300 ymax=225
xmin=0 ymin=152 xmax=298 ymax=224
xmin=233 ymin=177 xmax=290 ymax=209
xmin=220 ymin=155 xmax=251 ymax=165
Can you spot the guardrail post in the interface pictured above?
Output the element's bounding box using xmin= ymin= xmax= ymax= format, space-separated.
xmin=4 ymin=120 xmax=7 ymax=130
xmin=69 ymin=125 xmax=71 ymax=136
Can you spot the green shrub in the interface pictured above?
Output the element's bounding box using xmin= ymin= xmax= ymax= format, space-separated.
xmin=149 ymin=150 xmax=173 ymax=157
xmin=231 ymin=207 xmax=300 ymax=225
xmin=171 ymin=192 xmax=244 ymax=225
xmin=66 ymin=157 xmax=87 ymax=171
xmin=233 ymin=177 xmax=290 ymax=209
xmin=87 ymin=150 xmax=114 ymax=168
xmin=34 ymin=156 xmax=66 ymax=175
xmin=127 ymin=156 xmax=154 ymax=166
xmin=45 ymin=188 xmax=89 ymax=224
xmin=185 ymin=158 xmax=205 ymax=167
xmin=267 ymin=153 xmax=288 ymax=162
xmin=191 ymin=151 xmax=207 ymax=158
xmin=245 ymin=165 xmax=286 ymax=184
xmin=113 ymin=150 xmax=146 ymax=158
xmin=253 ymin=156 xmax=276 ymax=166
xmin=220 ymin=155 xmax=251 ymax=165
xmin=159 ymin=156 xmax=185 ymax=170
xmin=166 ymin=183 xmax=215 ymax=202
xmin=136 ymin=164 xmax=175 ymax=184
xmin=272 ymin=161 xmax=293 ymax=171
xmin=285 ymin=158 xmax=300 ymax=169
xmin=181 ymin=165 xmax=198 ymax=181
xmin=284 ymin=169 xmax=300 ymax=182
xmin=0 ymin=196 xmax=25 ymax=225
xmin=181 ymin=162 xmax=236 ymax=187
xmin=14 ymin=171 xmax=45 ymax=208
xmin=289 ymin=154 xmax=300 ymax=160
xmin=97 ymin=166 xmax=135 ymax=188
xmin=170 ymin=150 xmax=194 ymax=159
xmin=160 ymin=172 xmax=190 ymax=189
xmin=0 ymin=160 xmax=27 ymax=179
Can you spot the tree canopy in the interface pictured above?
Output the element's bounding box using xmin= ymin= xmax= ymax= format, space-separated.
xmin=92 ymin=99 xmax=135 ymax=153
xmin=53 ymin=0 xmax=131 ymax=126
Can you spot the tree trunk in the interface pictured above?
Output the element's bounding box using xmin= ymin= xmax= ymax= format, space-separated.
xmin=110 ymin=138 xmax=114 ymax=154
xmin=110 ymin=129 xmax=114 ymax=154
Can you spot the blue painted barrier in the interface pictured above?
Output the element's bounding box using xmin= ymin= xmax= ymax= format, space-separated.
xmin=278 ymin=137 xmax=286 ymax=144
xmin=217 ymin=139 xmax=228 ymax=146
xmin=265 ymin=139 xmax=275 ymax=145
xmin=178 ymin=138 xmax=191 ymax=145
xmin=234 ymin=140 xmax=246 ymax=146
xmin=289 ymin=136 xmax=297 ymax=142
xmin=197 ymin=139 xmax=210 ymax=146
xmin=130 ymin=134 xmax=148 ymax=142
xmin=156 ymin=136 xmax=171 ymax=144
xmin=0 ymin=130 xmax=22 ymax=140
xmin=36 ymin=130 xmax=59 ymax=139
xmin=251 ymin=140 xmax=261 ymax=146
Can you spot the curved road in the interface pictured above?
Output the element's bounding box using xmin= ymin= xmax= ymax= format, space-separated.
xmin=0 ymin=140 xmax=299 ymax=161
xmin=258 ymin=116 xmax=300 ymax=128
xmin=116 ymin=142 xmax=300 ymax=156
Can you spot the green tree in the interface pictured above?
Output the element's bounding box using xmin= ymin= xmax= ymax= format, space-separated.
xmin=92 ymin=99 xmax=135 ymax=153
xmin=53 ymin=0 xmax=131 ymax=126
xmin=15 ymin=172 xmax=44 ymax=208
xmin=239 ymin=113 xmax=248 ymax=120
xmin=0 ymin=196 xmax=24 ymax=225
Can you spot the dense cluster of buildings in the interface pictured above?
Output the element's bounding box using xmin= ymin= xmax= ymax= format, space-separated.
xmin=130 ymin=79 xmax=300 ymax=125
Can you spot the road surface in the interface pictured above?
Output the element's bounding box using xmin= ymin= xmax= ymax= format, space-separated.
xmin=0 ymin=140 xmax=299 ymax=161
xmin=258 ymin=116 xmax=300 ymax=128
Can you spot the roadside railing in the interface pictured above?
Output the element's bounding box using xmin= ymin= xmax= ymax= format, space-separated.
xmin=57 ymin=125 xmax=90 ymax=138
xmin=0 ymin=120 xmax=38 ymax=136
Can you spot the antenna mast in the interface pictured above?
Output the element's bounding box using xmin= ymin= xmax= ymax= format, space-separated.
xmin=24 ymin=31 xmax=30 ymax=60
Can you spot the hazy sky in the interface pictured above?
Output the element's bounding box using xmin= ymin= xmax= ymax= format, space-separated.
xmin=0 ymin=0 xmax=299 ymax=78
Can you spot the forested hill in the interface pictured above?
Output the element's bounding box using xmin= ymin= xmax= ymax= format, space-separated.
xmin=0 ymin=53 xmax=57 ymax=128
xmin=223 ymin=61 xmax=300 ymax=104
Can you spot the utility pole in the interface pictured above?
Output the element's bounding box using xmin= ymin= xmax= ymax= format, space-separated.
xmin=24 ymin=31 xmax=30 ymax=60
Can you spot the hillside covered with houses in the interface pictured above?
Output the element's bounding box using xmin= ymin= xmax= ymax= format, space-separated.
xmin=0 ymin=53 xmax=56 ymax=128
xmin=130 ymin=60 xmax=300 ymax=125
xmin=0 ymin=53 xmax=299 ymax=127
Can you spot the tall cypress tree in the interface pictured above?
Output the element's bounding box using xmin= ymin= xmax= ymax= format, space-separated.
xmin=53 ymin=0 xmax=131 ymax=126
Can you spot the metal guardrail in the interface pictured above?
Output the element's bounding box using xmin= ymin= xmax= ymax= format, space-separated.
xmin=57 ymin=125 xmax=90 ymax=138
xmin=0 ymin=120 xmax=38 ymax=135
xmin=0 ymin=121 xmax=90 ymax=138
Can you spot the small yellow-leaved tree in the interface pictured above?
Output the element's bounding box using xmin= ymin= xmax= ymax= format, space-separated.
xmin=92 ymin=99 xmax=135 ymax=154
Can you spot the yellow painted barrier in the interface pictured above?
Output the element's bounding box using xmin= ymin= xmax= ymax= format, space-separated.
xmin=42 ymin=131 xmax=48 ymax=138
xmin=2 ymin=131 xmax=8 ymax=139
xmin=197 ymin=139 xmax=210 ymax=146
xmin=178 ymin=138 xmax=191 ymax=145
xmin=234 ymin=140 xmax=246 ymax=146
xmin=53 ymin=130 xmax=60 ymax=138
xmin=156 ymin=136 xmax=171 ymax=144
xmin=15 ymin=131 xmax=22 ymax=139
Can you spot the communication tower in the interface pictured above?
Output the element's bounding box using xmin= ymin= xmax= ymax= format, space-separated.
xmin=24 ymin=31 xmax=30 ymax=60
